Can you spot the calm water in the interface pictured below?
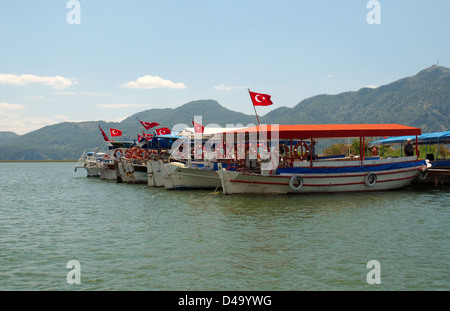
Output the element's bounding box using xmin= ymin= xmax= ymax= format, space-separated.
xmin=0 ymin=162 xmax=449 ymax=291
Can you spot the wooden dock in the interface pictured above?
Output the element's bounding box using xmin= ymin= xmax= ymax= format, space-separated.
xmin=420 ymin=168 xmax=450 ymax=187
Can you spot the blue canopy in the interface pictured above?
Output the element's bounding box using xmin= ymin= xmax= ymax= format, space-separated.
xmin=139 ymin=134 xmax=186 ymax=149
xmin=370 ymin=131 xmax=450 ymax=146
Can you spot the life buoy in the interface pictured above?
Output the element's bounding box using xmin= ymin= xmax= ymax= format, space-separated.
xmin=124 ymin=149 xmax=134 ymax=159
xmin=278 ymin=143 xmax=289 ymax=164
xmin=365 ymin=173 xmax=377 ymax=187
xmin=293 ymin=141 xmax=309 ymax=161
xmin=289 ymin=175 xmax=303 ymax=191
xmin=135 ymin=149 xmax=146 ymax=160
xmin=113 ymin=149 xmax=124 ymax=157
xmin=418 ymin=169 xmax=428 ymax=181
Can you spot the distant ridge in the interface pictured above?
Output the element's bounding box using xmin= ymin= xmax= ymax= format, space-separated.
xmin=262 ymin=65 xmax=450 ymax=133
xmin=0 ymin=131 xmax=19 ymax=144
xmin=0 ymin=65 xmax=448 ymax=160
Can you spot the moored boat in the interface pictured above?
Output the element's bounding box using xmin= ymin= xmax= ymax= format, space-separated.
xmin=216 ymin=124 xmax=430 ymax=195
xmin=162 ymin=161 xmax=223 ymax=190
xmin=74 ymin=149 xmax=105 ymax=177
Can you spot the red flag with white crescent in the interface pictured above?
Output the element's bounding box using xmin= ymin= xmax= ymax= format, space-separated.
xmin=249 ymin=90 xmax=273 ymax=106
xmin=156 ymin=127 xmax=171 ymax=135
xmin=192 ymin=120 xmax=204 ymax=134
xmin=139 ymin=119 xmax=160 ymax=130
xmin=143 ymin=133 xmax=153 ymax=140
xmin=110 ymin=128 xmax=122 ymax=137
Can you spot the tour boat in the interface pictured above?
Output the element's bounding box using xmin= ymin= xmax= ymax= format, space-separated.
xmin=74 ymin=149 xmax=105 ymax=177
xmin=161 ymin=127 xmax=246 ymax=190
xmin=161 ymin=160 xmax=223 ymax=190
xmin=216 ymin=124 xmax=430 ymax=195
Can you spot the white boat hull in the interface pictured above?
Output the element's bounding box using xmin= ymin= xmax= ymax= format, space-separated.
xmin=117 ymin=159 xmax=147 ymax=184
xmin=164 ymin=165 xmax=222 ymax=190
xmin=85 ymin=166 xmax=101 ymax=177
xmin=99 ymin=163 xmax=117 ymax=180
xmin=146 ymin=160 xmax=165 ymax=187
xmin=218 ymin=158 xmax=428 ymax=195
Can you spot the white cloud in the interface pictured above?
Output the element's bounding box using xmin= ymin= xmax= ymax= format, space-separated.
xmin=80 ymin=92 xmax=114 ymax=96
xmin=364 ymin=85 xmax=378 ymax=89
xmin=25 ymin=95 xmax=45 ymax=100
xmin=0 ymin=112 xmax=57 ymax=135
xmin=214 ymin=84 xmax=246 ymax=91
xmin=0 ymin=102 xmax=25 ymax=111
xmin=51 ymin=91 xmax=77 ymax=95
xmin=326 ymin=74 xmax=335 ymax=78
xmin=120 ymin=75 xmax=186 ymax=89
xmin=97 ymin=103 xmax=147 ymax=109
xmin=54 ymin=115 xmax=69 ymax=120
xmin=0 ymin=73 xmax=77 ymax=89
xmin=0 ymin=103 xmax=72 ymax=134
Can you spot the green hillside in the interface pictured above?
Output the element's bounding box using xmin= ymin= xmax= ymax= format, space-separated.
xmin=0 ymin=132 xmax=19 ymax=144
xmin=0 ymin=65 xmax=448 ymax=160
xmin=262 ymin=65 xmax=450 ymax=133
xmin=0 ymin=100 xmax=256 ymax=161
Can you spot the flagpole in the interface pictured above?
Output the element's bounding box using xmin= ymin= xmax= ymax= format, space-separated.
xmin=248 ymin=89 xmax=268 ymax=163
xmin=248 ymin=89 xmax=261 ymax=126
xmin=136 ymin=117 xmax=150 ymax=134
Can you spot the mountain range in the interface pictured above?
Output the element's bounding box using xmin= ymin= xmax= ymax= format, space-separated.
xmin=0 ymin=65 xmax=449 ymax=160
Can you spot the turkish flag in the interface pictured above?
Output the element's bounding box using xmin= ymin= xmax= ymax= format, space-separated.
xmin=138 ymin=135 xmax=144 ymax=142
xmin=110 ymin=128 xmax=122 ymax=137
xmin=139 ymin=119 xmax=160 ymax=130
xmin=249 ymin=90 xmax=273 ymax=106
xmin=143 ymin=133 xmax=153 ymax=140
xmin=98 ymin=125 xmax=110 ymax=142
xmin=192 ymin=120 xmax=204 ymax=134
xmin=156 ymin=127 xmax=171 ymax=135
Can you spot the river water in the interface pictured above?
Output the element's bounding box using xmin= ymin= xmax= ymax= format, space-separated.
xmin=0 ymin=162 xmax=448 ymax=291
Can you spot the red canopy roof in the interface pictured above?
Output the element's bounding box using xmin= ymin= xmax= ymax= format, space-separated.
xmin=222 ymin=124 xmax=422 ymax=140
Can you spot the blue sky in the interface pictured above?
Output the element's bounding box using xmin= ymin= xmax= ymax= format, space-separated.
xmin=0 ymin=0 xmax=449 ymax=134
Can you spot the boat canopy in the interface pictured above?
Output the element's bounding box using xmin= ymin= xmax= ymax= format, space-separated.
xmin=370 ymin=130 xmax=450 ymax=146
xmin=108 ymin=141 xmax=136 ymax=149
xmin=138 ymin=134 xmax=185 ymax=149
xmin=178 ymin=127 xmax=247 ymax=138
xmin=221 ymin=124 xmax=422 ymax=140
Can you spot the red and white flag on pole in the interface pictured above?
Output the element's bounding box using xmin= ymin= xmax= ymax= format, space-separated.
xmin=249 ymin=90 xmax=273 ymax=106
xmin=110 ymin=128 xmax=122 ymax=137
xmin=192 ymin=120 xmax=204 ymax=134
xmin=143 ymin=133 xmax=153 ymax=140
xmin=156 ymin=127 xmax=171 ymax=135
xmin=98 ymin=125 xmax=110 ymax=142
xmin=139 ymin=119 xmax=160 ymax=130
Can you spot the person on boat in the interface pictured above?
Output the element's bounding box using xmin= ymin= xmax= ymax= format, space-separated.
xmin=404 ymin=138 xmax=414 ymax=156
